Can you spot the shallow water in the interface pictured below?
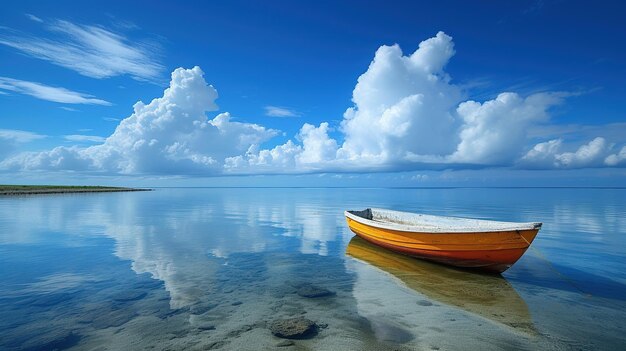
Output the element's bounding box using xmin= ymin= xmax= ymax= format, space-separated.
xmin=0 ymin=188 xmax=625 ymax=350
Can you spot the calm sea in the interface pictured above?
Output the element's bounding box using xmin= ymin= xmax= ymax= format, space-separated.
xmin=1 ymin=188 xmax=624 ymax=350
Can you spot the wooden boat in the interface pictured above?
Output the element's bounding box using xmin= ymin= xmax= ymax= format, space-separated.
xmin=346 ymin=236 xmax=535 ymax=334
xmin=344 ymin=208 xmax=542 ymax=273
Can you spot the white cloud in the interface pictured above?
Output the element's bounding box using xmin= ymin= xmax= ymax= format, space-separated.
xmin=224 ymin=140 xmax=302 ymax=173
xmin=2 ymin=33 xmax=625 ymax=176
xmin=236 ymin=31 xmax=465 ymax=172
xmin=0 ymin=129 xmax=46 ymax=143
xmin=25 ymin=14 xmax=43 ymax=23
xmin=264 ymin=106 xmax=301 ymax=117
xmin=520 ymin=139 xmax=563 ymax=168
xmin=0 ymin=19 xmax=163 ymax=81
xmin=337 ymin=31 xmax=462 ymax=166
xmin=237 ymin=32 xmax=566 ymax=171
xmin=0 ymin=129 xmax=46 ymax=159
xmin=225 ymin=122 xmax=339 ymax=174
xmin=605 ymin=146 xmax=626 ymax=166
xmin=235 ymin=32 xmax=620 ymax=173
xmin=555 ymin=137 xmax=608 ymax=168
xmin=0 ymin=77 xmax=111 ymax=105
xmin=2 ymin=145 xmax=93 ymax=171
xmin=450 ymin=92 xmax=562 ymax=165
xmin=521 ymin=137 xmax=624 ymax=169
xmin=296 ymin=123 xmax=338 ymax=165
xmin=1 ymin=67 xmax=278 ymax=175
xmin=64 ymin=135 xmax=106 ymax=143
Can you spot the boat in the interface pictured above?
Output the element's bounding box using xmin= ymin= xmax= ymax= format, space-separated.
xmin=344 ymin=208 xmax=542 ymax=273
xmin=346 ymin=236 xmax=535 ymax=334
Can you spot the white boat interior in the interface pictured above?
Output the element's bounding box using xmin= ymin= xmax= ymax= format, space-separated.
xmin=345 ymin=208 xmax=542 ymax=233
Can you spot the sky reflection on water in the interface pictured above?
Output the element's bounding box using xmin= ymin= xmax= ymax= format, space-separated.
xmin=1 ymin=188 xmax=625 ymax=350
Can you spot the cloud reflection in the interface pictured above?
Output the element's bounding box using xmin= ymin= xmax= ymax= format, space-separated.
xmin=0 ymin=189 xmax=349 ymax=309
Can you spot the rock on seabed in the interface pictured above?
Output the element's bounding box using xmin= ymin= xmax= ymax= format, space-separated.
xmin=296 ymin=284 xmax=335 ymax=298
xmin=269 ymin=317 xmax=318 ymax=339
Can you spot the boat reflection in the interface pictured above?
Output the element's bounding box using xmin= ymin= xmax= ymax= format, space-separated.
xmin=346 ymin=236 xmax=536 ymax=334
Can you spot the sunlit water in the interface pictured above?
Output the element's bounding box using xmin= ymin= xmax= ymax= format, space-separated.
xmin=1 ymin=188 xmax=625 ymax=350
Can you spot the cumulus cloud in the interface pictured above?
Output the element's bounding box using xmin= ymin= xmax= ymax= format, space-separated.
xmin=224 ymin=140 xmax=302 ymax=173
xmin=1 ymin=67 xmax=277 ymax=174
xmin=2 ymin=32 xmax=625 ymax=176
xmin=450 ymin=92 xmax=563 ymax=164
xmin=555 ymin=137 xmax=609 ymax=168
xmin=2 ymin=145 xmax=94 ymax=171
xmin=296 ymin=123 xmax=339 ymax=165
xmin=0 ymin=77 xmax=111 ymax=105
xmin=236 ymin=32 xmax=626 ymax=174
xmin=0 ymin=19 xmax=163 ymax=81
xmin=520 ymin=137 xmax=626 ymax=169
xmin=233 ymin=31 xmax=567 ymax=172
xmin=605 ymin=146 xmax=626 ymax=166
xmin=264 ymin=106 xmax=301 ymax=117
xmin=338 ymin=32 xmax=462 ymax=165
xmin=225 ymin=122 xmax=342 ymax=174
xmin=520 ymin=139 xmax=563 ymax=168
xmin=235 ymin=31 xmax=465 ymax=172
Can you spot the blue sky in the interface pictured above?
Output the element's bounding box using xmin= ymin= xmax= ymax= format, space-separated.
xmin=0 ymin=0 xmax=625 ymax=186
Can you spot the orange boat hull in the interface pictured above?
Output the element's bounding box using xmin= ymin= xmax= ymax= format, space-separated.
xmin=345 ymin=216 xmax=539 ymax=273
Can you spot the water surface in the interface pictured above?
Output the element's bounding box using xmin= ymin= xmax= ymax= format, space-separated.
xmin=1 ymin=188 xmax=625 ymax=350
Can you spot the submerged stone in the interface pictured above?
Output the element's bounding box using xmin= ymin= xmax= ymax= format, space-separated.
xmin=269 ymin=317 xmax=318 ymax=339
xmin=296 ymin=285 xmax=334 ymax=298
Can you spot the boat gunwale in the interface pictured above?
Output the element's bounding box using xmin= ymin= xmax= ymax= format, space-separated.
xmin=345 ymin=208 xmax=542 ymax=234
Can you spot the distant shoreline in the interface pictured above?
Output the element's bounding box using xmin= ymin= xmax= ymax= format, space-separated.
xmin=0 ymin=185 xmax=152 ymax=196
